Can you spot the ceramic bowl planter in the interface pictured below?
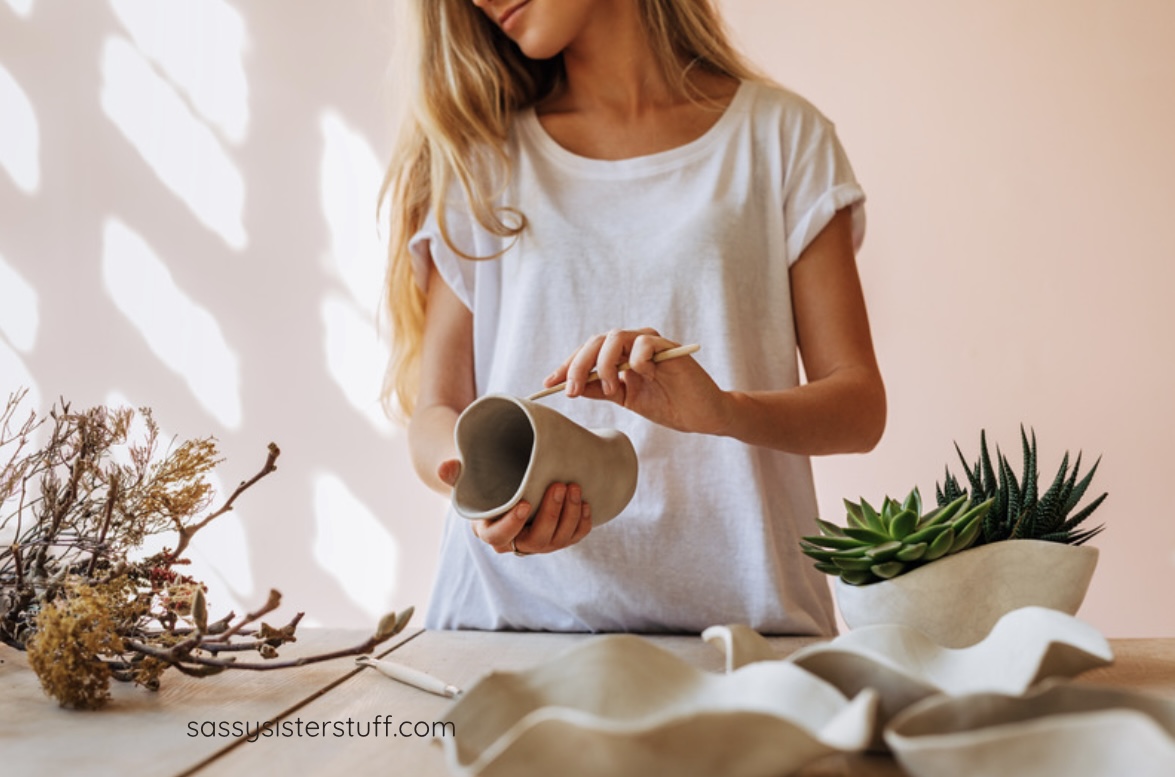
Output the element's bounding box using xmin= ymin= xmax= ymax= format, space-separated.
xmin=438 ymin=634 xmax=878 ymax=777
xmin=704 ymin=607 xmax=1113 ymax=751
xmin=885 ymin=682 xmax=1175 ymax=777
xmin=451 ymin=394 xmax=638 ymax=526
xmin=835 ymin=539 xmax=1099 ymax=648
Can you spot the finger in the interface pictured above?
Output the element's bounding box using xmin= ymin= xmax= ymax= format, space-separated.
xmin=595 ymin=330 xmax=630 ymax=397
xmin=437 ymin=459 xmax=462 ymax=487
xmin=629 ymin=332 xmax=675 ymax=380
xmin=576 ymin=378 xmax=620 ymax=404
xmin=566 ymin=334 xmax=607 ymax=397
xmin=568 ymin=503 xmax=593 ymax=545
xmin=474 ymin=501 xmax=531 ymax=551
xmin=521 ymin=482 xmax=567 ymax=550
xmin=543 ymin=350 xmax=576 ymax=388
xmin=550 ymin=484 xmax=583 ymax=546
xmin=616 ymin=368 xmax=644 ymax=404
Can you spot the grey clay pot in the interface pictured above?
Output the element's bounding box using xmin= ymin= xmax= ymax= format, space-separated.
xmin=451 ymin=394 xmax=638 ymax=526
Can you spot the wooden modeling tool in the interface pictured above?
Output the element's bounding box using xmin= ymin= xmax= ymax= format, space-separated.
xmin=527 ymin=343 xmax=701 ymax=401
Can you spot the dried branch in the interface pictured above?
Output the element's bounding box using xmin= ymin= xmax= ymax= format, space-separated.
xmin=171 ymin=443 xmax=280 ymax=559
xmin=123 ymin=606 xmax=412 ymax=673
xmin=202 ymin=588 xmax=284 ymax=644
xmin=0 ymin=391 xmax=416 ymax=709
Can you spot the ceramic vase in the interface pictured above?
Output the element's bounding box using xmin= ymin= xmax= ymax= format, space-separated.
xmin=451 ymin=393 xmax=638 ymax=526
xmin=885 ymin=682 xmax=1175 ymax=777
xmin=835 ymin=539 xmax=1099 ymax=648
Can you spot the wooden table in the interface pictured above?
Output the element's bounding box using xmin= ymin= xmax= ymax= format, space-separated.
xmin=3 ymin=631 xmax=1174 ymax=776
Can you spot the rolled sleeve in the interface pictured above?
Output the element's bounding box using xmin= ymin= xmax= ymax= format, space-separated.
xmin=408 ymin=210 xmax=477 ymax=310
xmin=782 ymin=114 xmax=866 ymax=264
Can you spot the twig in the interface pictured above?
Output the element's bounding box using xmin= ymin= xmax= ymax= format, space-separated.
xmin=11 ymin=542 xmax=22 ymax=590
xmin=171 ymin=443 xmax=280 ymax=559
xmin=123 ymin=611 xmax=408 ymax=672
xmin=197 ymin=640 xmax=283 ymax=654
xmin=138 ymin=611 xmax=235 ymax=638
xmin=202 ymin=589 xmax=283 ymax=644
xmin=88 ymin=479 xmax=117 ymax=577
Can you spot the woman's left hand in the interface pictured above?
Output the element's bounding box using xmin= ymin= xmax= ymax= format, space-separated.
xmin=472 ymin=482 xmax=592 ymax=556
xmin=543 ymin=328 xmax=733 ymax=435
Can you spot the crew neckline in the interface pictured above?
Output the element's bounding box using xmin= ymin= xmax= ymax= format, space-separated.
xmin=517 ymin=80 xmax=752 ymax=177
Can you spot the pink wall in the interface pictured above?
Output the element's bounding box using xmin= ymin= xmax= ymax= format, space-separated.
xmin=1 ymin=1 xmax=1171 ymax=635
xmin=722 ymin=0 xmax=1175 ymax=635
xmin=0 ymin=0 xmax=447 ymax=631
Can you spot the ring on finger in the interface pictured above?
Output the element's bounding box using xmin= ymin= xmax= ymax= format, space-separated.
xmin=511 ymin=539 xmax=529 ymax=557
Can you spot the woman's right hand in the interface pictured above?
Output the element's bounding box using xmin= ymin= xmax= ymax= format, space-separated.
xmin=545 ymin=328 xmax=733 ymax=436
xmin=438 ymin=459 xmax=592 ymax=555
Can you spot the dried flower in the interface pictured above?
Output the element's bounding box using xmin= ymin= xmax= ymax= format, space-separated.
xmin=1 ymin=391 xmax=413 ymax=708
xmin=26 ymin=584 xmax=125 ymax=710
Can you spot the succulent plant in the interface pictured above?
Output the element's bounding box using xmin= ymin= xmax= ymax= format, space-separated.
xmin=937 ymin=426 xmax=1106 ymax=546
xmin=800 ymin=488 xmax=994 ymax=586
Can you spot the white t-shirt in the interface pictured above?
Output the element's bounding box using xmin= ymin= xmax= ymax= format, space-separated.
xmin=410 ymin=79 xmax=865 ymax=635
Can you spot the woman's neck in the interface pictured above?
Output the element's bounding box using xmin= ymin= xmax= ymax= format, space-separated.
xmin=546 ymin=3 xmax=677 ymax=118
xmin=528 ymin=3 xmax=740 ymax=160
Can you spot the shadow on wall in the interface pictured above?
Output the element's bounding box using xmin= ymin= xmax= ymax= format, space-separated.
xmin=0 ymin=0 xmax=447 ymax=628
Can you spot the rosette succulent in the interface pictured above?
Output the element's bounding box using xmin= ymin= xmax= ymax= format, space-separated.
xmin=800 ymin=488 xmax=993 ymax=586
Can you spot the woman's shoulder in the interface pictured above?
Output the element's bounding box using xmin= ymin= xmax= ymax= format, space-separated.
xmin=741 ymin=78 xmax=833 ymax=118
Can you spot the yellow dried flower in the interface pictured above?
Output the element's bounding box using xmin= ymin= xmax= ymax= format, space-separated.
xmin=26 ymin=585 xmax=126 ymax=709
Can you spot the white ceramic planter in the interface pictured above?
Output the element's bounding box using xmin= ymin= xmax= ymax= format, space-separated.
xmin=451 ymin=394 xmax=638 ymax=526
xmin=885 ymin=682 xmax=1175 ymax=777
xmin=438 ymin=634 xmax=878 ymax=777
xmin=835 ymin=539 xmax=1098 ymax=648
xmin=704 ymin=607 xmax=1113 ymax=751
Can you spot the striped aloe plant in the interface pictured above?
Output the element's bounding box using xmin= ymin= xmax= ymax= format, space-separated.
xmin=937 ymin=426 xmax=1107 ymax=546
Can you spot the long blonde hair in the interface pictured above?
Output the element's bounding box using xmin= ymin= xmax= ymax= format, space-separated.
xmin=379 ymin=0 xmax=759 ymax=419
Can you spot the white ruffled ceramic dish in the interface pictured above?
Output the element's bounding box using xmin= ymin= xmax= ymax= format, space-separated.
xmin=885 ymin=682 xmax=1175 ymax=777
xmin=835 ymin=539 xmax=1099 ymax=648
xmin=438 ymin=634 xmax=877 ymax=777
xmin=704 ymin=607 xmax=1113 ymax=750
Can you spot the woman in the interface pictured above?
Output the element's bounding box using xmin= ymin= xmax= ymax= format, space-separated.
xmin=380 ymin=0 xmax=886 ymax=634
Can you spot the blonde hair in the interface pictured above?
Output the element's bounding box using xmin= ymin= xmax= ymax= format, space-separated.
xmin=379 ymin=0 xmax=759 ymax=419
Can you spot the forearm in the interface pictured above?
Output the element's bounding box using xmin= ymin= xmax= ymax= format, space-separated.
xmin=719 ymin=366 xmax=886 ymax=455
xmin=408 ymin=403 xmax=461 ymax=495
